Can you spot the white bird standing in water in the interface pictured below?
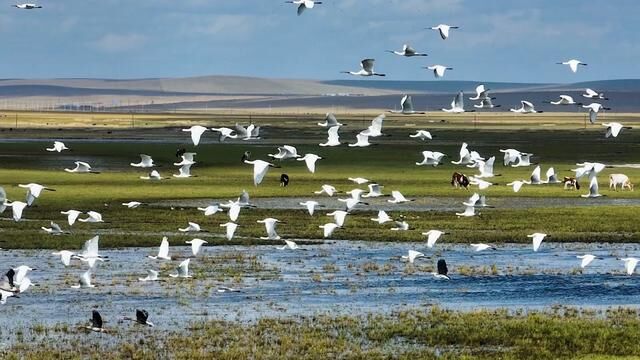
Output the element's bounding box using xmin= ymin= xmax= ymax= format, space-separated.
xmin=528 ymin=233 xmax=548 ymax=252
xmin=182 ymin=125 xmax=208 ymax=146
xmin=148 ymin=237 xmax=171 ymax=260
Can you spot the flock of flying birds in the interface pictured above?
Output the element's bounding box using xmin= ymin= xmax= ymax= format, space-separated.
xmin=1 ymin=0 xmax=637 ymax=332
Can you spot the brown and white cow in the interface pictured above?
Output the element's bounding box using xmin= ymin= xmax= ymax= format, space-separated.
xmin=451 ymin=172 xmax=470 ymax=190
xmin=563 ymin=176 xmax=580 ymax=190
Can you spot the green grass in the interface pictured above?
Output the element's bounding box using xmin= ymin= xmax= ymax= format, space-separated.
xmin=6 ymin=307 xmax=640 ymax=359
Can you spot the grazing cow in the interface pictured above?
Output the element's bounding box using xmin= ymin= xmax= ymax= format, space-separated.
xmin=609 ymin=174 xmax=634 ymax=191
xmin=280 ymin=174 xmax=290 ymax=187
xmin=451 ymin=172 xmax=470 ymax=189
xmin=563 ymin=176 xmax=580 ymax=190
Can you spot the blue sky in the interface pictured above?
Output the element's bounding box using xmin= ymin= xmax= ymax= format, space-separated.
xmin=1 ymin=0 xmax=638 ymax=82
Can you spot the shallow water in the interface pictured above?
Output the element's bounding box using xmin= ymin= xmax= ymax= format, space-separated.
xmin=1 ymin=241 xmax=639 ymax=343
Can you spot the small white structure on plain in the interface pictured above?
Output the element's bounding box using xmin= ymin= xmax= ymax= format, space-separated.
xmin=122 ymin=201 xmax=143 ymax=209
xmin=582 ymin=103 xmax=611 ymax=124
xmin=471 ymin=243 xmax=496 ymax=252
xmin=390 ymin=95 xmax=425 ymax=114
xmin=46 ymin=141 xmax=69 ymax=152
xmin=318 ymin=113 xmax=343 ymax=127
xmin=319 ymin=125 xmax=342 ymax=147
xmin=300 ymin=200 xmax=320 ymax=216
xmin=582 ymin=88 xmax=607 ymax=100
xmin=581 ymin=176 xmax=603 ymax=198
xmin=422 ymin=230 xmax=445 ymax=248
xmin=285 ymin=0 xmax=322 ymax=16
xmin=169 ymin=259 xmax=192 ymax=278
xmin=61 ymin=209 xmax=82 ymax=226
xmin=401 ymin=250 xmax=425 ymax=264
xmin=456 ymin=204 xmax=477 ymax=217
xmin=52 ymin=250 xmax=75 ymax=266
xmin=557 ymin=59 xmax=587 ymax=73
xmin=363 ymin=183 xmax=384 ymax=198
xmin=430 ymin=24 xmax=459 ymax=40
xmin=388 ymin=190 xmax=413 ymax=204
xmin=297 ymin=153 xmax=323 ymax=173
xmin=327 ymin=210 xmax=348 ymax=227
xmin=71 ymin=270 xmax=95 ymax=289
xmin=186 ymin=239 xmax=208 ymax=256
xmin=220 ymin=222 xmax=238 ymax=240
xmin=244 ymin=159 xmax=278 ymax=186
xmin=210 ymin=127 xmax=237 ymax=142
xmin=548 ymin=95 xmax=581 ymax=106
xmin=386 ymin=44 xmax=427 ymax=57
xmin=269 ymin=145 xmax=300 ymax=160
xmin=279 ymin=239 xmax=299 ymax=250
xmin=182 ymin=125 xmax=208 ymax=146
xmin=620 ymin=257 xmax=639 ymax=275
xmin=42 ymin=221 xmax=65 ymax=235
xmin=7 ymin=201 xmax=27 ymax=222
xmin=79 ymin=211 xmax=103 ymax=223
xmin=64 ymin=161 xmax=98 ymax=173
xmin=528 ymin=233 xmax=548 ymax=252
xmin=74 ymin=235 xmax=107 ymax=268
xmin=319 ymin=223 xmax=339 ymax=238
xmin=341 ymin=59 xmax=386 ymax=77
xmin=577 ymin=254 xmax=599 ymax=268
xmin=426 ymin=65 xmax=453 ymax=79
xmin=603 ymin=122 xmax=631 ymax=138
xmin=130 ymin=154 xmax=155 ymax=168
xmin=179 ymin=222 xmax=201 ymax=232
xmin=410 ymin=130 xmax=432 ymax=141
xmin=468 ymin=176 xmax=493 ymax=190
xmin=173 ymin=163 xmax=195 ymax=178
xmin=140 ymin=169 xmax=165 ymax=180
xmin=510 ymin=101 xmax=542 ymax=113
xmin=257 ymin=218 xmax=282 ymax=240
xmin=507 ymin=180 xmax=530 ymax=193
xmin=442 ymin=91 xmax=466 ymax=113
xmin=13 ymin=3 xmax=43 ymax=9
xmin=416 ymin=151 xmax=446 ymax=167
xmin=371 ymin=210 xmax=392 ymax=224
xmin=348 ymin=133 xmax=372 ymax=147
xmin=197 ymin=204 xmax=223 ymax=216
xmin=139 ymin=269 xmax=159 ymax=282
xmin=148 ymin=237 xmax=171 ymax=260
xmin=433 ymin=259 xmax=450 ymax=280
xmin=314 ymin=184 xmax=338 ymax=196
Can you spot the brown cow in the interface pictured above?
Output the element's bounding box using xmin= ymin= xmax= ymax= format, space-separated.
xmin=451 ymin=172 xmax=470 ymax=190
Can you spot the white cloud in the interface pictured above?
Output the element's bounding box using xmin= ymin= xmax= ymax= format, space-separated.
xmin=92 ymin=33 xmax=147 ymax=53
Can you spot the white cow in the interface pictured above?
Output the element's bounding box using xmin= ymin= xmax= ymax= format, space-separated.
xmin=609 ymin=174 xmax=634 ymax=191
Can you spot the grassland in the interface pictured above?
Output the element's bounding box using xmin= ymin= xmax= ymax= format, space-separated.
xmin=5 ymin=307 xmax=640 ymax=359
xmin=1 ymin=111 xmax=639 ymax=249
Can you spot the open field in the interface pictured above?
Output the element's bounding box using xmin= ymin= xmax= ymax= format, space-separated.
xmin=5 ymin=307 xmax=640 ymax=359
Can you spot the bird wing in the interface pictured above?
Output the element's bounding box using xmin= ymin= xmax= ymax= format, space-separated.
xmin=361 ymin=59 xmax=375 ymax=72
xmin=327 ymin=126 xmax=340 ymax=143
xmin=92 ymin=310 xmax=102 ymax=328
xmin=589 ymin=109 xmax=597 ymax=124
xmin=437 ymin=259 xmax=448 ymax=275
xmin=159 ymin=237 xmax=169 ymax=258
xmin=234 ymin=123 xmax=248 ymax=137
xmin=253 ymin=161 xmax=271 ymax=185
xmin=136 ymin=309 xmax=148 ymax=323
xmin=454 ymin=91 xmax=464 ymax=110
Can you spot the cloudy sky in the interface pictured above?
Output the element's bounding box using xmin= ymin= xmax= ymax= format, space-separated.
xmin=1 ymin=0 xmax=638 ymax=82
